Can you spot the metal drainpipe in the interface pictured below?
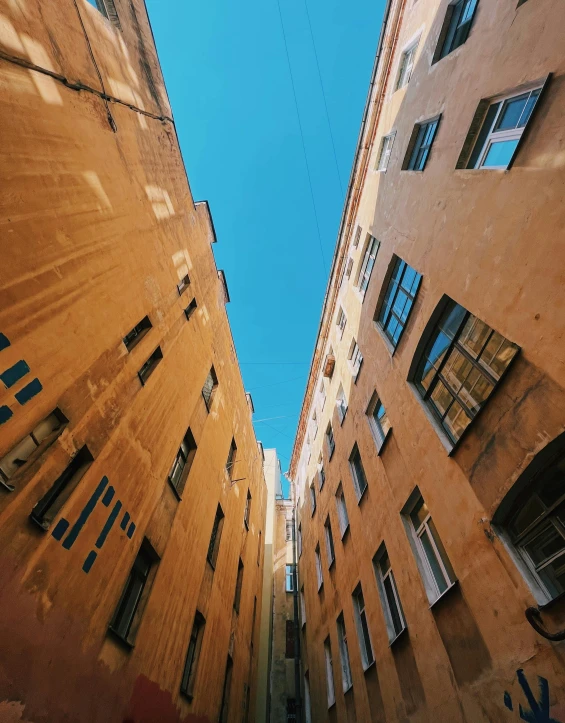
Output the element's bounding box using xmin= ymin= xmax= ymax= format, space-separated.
xmin=292 ymin=505 xmax=302 ymax=723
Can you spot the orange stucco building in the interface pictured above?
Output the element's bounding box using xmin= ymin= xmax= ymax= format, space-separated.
xmin=290 ymin=0 xmax=565 ymax=721
xmin=0 ymin=1 xmax=266 ymax=721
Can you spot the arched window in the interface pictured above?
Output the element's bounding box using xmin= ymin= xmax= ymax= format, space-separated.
xmin=494 ymin=435 xmax=565 ymax=604
xmin=409 ymin=296 xmax=519 ymax=446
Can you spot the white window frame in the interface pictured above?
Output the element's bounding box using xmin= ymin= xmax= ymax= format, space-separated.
xmin=473 ymin=87 xmax=542 ymax=170
xmin=326 ymin=423 xmax=335 ymax=459
xmin=337 ymin=614 xmax=353 ymax=692
xmin=285 ymin=564 xmax=295 ymax=593
xmin=336 ymin=484 xmax=350 ymax=537
xmin=395 ymin=40 xmax=418 ymax=90
xmin=352 ymin=584 xmax=374 ymax=669
xmin=366 ymin=391 xmax=391 ymax=453
xmin=403 ymin=492 xmax=456 ymax=604
xmin=319 ymin=380 xmax=326 ymax=411
xmin=336 ymin=384 xmax=348 ymax=424
xmin=353 ymin=225 xmax=362 ymax=248
xmin=315 ymin=545 xmax=324 ymax=591
xmin=348 ymin=339 xmax=363 ymax=380
xmin=349 ymin=445 xmax=368 ymax=501
xmin=324 ymin=638 xmax=335 ymax=708
xmin=376 ymin=132 xmax=396 ymax=171
xmin=337 ymin=308 xmax=347 ymax=339
xmin=325 ymin=517 xmax=335 ymax=567
xmin=373 ymin=546 xmax=407 ymax=644
xmin=355 ymin=236 xmax=380 ymax=296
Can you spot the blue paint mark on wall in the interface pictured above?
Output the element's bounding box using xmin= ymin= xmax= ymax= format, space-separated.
xmin=0 ymin=360 xmax=30 ymax=388
xmin=62 ymin=476 xmax=109 ymax=550
xmin=95 ymin=501 xmax=122 ymax=549
xmin=52 ymin=518 xmax=70 ymax=541
xmin=505 ymin=669 xmax=562 ymax=722
xmin=102 ymin=486 xmax=115 ymax=507
xmin=0 ymin=406 xmax=13 ymax=424
xmin=15 ymin=378 xmax=43 ymax=405
xmin=52 ymin=474 xmax=136 ymax=573
xmin=120 ymin=511 xmax=130 ymax=531
xmin=82 ymin=551 xmax=97 ymax=573
xmin=0 ymin=333 xmax=10 ymax=352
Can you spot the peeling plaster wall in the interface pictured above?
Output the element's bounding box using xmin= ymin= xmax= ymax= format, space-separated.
xmin=292 ymin=0 xmax=565 ymax=721
xmin=0 ymin=2 xmax=266 ymax=722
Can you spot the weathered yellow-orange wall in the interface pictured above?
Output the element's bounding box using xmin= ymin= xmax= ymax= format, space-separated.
xmin=292 ymin=0 xmax=565 ymax=721
xmin=0 ymin=1 xmax=266 ymax=721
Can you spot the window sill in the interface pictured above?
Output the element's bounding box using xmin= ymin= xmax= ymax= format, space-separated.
xmin=343 ymin=683 xmax=354 ymax=695
xmin=429 ymin=580 xmax=459 ymax=610
xmin=167 ymin=477 xmax=182 ymax=501
xmin=389 ymin=625 xmax=408 ymax=648
xmin=107 ymin=626 xmax=134 ymax=651
xmin=539 ymin=589 xmax=565 ymax=612
xmin=328 ymin=699 xmax=336 ymax=711
xmin=180 ymin=690 xmax=194 ymax=703
xmin=376 ymin=427 xmax=393 ymax=457
xmin=340 ymin=524 xmax=350 ymax=541
xmin=317 ymin=582 xmax=324 ymax=594
xmin=374 ymin=321 xmax=398 ymax=357
xmin=328 ymin=558 xmax=335 ymax=570
xmin=362 ymin=659 xmax=376 ymax=674
xmin=357 ymin=484 xmax=369 ymax=506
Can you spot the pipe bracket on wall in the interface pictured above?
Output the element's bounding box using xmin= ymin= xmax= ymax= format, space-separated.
xmin=525 ymin=607 xmax=565 ymax=641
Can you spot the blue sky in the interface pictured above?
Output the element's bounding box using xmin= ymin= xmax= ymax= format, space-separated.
xmin=146 ymin=0 xmax=385 ymax=495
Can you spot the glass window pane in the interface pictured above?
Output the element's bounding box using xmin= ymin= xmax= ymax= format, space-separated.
xmin=518 ymin=89 xmax=541 ymax=127
xmin=418 ymin=357 xmax=435 ymax=392
xmin=495 ymin=94 xmax=529 ymax=131
xmin=430 ymin=381 xmax=454 ymax=418
xmin=538 ymin=554 xmax=565 ymax=599
xmin=392 ymin=289 xmax=409 ymax=321
xmin=510 ymin=495 xmax=546 ymax=537
xmin=392 ymin=321 xmax=403 ymax=345
xmin=479 ymin=333 xmax=518 ymax=379
xmin=379 ymin=551 xmax=390 ymax=575
xmin=439 ymin=302 xmax=466 ymax=340
xmin=458 ymin=316 xmax=492 ymax=359
xmin=429 ymin=518 xmax=456 ymax=582
xmin=386 ymin=316 xmax=400 ymax=344
xmin=360 ymin=612 xmax=373 ymax=663
xmin=442 ymin=349 xmax=473 ymax=394
xmin=459 ymin=369 xmax=493 ymax=414
xmin=482 ymin=139 xmax=520 ymax=168
xmin=420 ymin=528 xmax=448 ymax=594
xmin=538 ymin=460 xmax=565 ymax=508
xmin=0 ymin=435 xmax=38 ymax=479
xmin=443 ymin=400 xmax=472 ymax=442
xmin=33 ymin=413 xmax=64 ymax=443
xmin=392 ymin=258 xmax=404 ymax=283
xmin=524 ymin=523 xmax=565 ymax=566
xmin=427 ymin=331 xmax=452 ymax=370
xmin=400 ymin=265 xmax=416 ymax=293
xmin=384 ymin=575 xmax=403 ymax=636
xmin=410 ymin=497 xmax=429 ymax=529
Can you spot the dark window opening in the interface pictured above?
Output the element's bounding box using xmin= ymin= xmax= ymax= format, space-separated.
xmin=404 ymin=118 xmax=441 ymax=171
xmin=109 ymin=538 xmax=159 ymax=645
xmin=138 ymin=346 xmax=163 ymax=386
xmin=180 ymin=611 xmax=205 ymax=699
xmin=435 ymin=0 xmax=478 ymax=62
xmin=177 ymin=274 xmax=190 ymax=296
xmin=349 ymin=444 xmax=368 ymax=500
xmin=202 ymin=367 xmax=218 ymax=411
xmin=168 ymin=428 xmax=197 ymax=498
xmin=218 ymin=655 xmax=233 ymax=723
xmin=30 ymin=446 xmax=93 ymax=530
xmin=207 ymin=504 xmax=225 ymax=569
xmin=233 ymin=559 xmax=244 ymax=613
xmin=184 ymin=298 xmax=197 ymax=320
xmin=226 ymin=438 xmax=237 ymax=480
xmin=285 ymin=619 xmax=295 ymax=658
xmin=244 ymin=489 xmax=252 ymax=528
xmin=0 ymin=409 xmax=68 ymax=491
xmin=123 ymin=316 xmax=152 ymax=351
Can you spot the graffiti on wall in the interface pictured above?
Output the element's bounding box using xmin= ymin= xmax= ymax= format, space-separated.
xmin=0 ymin=332 xmax=43 ymax=424
xmin=52 ymin=475 xmax=136 ymax=573
xmin=504 ymin=669 xmax=562 ymax=722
